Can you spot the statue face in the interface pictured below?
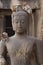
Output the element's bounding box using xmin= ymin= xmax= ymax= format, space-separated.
xmin=12 ymin=15 xmax=27 ymax=34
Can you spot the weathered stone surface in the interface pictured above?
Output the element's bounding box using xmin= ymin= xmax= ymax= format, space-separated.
xmin=0 ymin=0 xmax=39 ymax=9
xmin=0 ymin=0 xmax=11 ymax=9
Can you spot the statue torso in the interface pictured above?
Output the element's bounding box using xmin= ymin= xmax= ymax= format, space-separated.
xmin=6 ymin=36 xmax=35 ymax=65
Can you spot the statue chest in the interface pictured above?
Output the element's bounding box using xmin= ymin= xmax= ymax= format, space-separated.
xmin=6 ymin=39 xmax=33 ymax=58
xmin=6 ymin=39 xmax=34 ymax=65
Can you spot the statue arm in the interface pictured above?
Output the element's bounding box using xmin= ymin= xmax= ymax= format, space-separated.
xmin=0 ymin=41 xmax=11 ymax=65
xmin=30 ymin=43 xmax=40 ymax=65
xmin=0 ymin=40 xmax=7 ymax=65
xmin=0 ymin=32 xmax=10 ymax=65
xmin=3 ymin=44 xmax=11 ymax=65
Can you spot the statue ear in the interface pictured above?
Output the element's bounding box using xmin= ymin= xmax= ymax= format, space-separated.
xmin=11 ymin=12 xmax=14 ymax=26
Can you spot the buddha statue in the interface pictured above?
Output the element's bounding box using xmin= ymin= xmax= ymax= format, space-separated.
xmin=0 ymin=8 xmax=40 ymax=65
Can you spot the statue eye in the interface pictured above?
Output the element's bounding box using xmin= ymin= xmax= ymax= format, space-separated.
xmin=16 ymin=20 xmax=18 ymax=23
xmin=21 ymin=20 xmax=24 ymax=23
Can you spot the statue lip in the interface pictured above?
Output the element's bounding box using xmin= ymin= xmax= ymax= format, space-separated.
xmin=18 ymin=27 xmax=22 ymax=28
xmin=17 ymin=27 xmax=23 ymax=31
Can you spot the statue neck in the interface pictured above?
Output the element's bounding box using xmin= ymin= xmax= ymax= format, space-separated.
xmin=14 ymin=32 xmax=27 ymax=39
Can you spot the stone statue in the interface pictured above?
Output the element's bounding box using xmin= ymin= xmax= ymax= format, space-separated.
xmin=0 ymin=8 xmax=41 ymax=65
xmin=0 ymin=32 xmax=9 ymax=65
xmin=1 ymin=32 xmax=8 ymax=41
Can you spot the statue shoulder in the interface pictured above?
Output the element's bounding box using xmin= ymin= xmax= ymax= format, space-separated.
xmin=27 ymin=35 xmax=35 ymax=43
xmin=9 ymin=35 xmax=16 ymax=41
xmin=27 ymin=35 xmax=43 ymax=44
xmin=6 ymin=35 xmax=16 ymax=44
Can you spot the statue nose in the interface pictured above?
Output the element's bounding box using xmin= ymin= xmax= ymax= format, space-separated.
xmin=18 ymin=21 xmax=21 ymax=26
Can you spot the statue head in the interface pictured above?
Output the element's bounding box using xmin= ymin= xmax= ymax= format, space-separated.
xmin=12 ymin=9 xmax=29 ymax=34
